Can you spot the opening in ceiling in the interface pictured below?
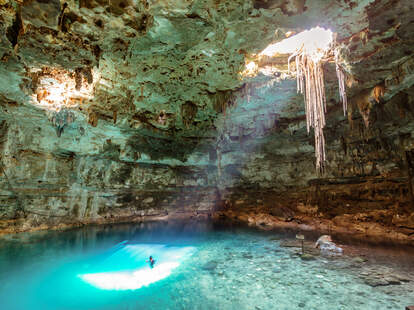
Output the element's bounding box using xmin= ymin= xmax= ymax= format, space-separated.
xmin=259 ymin=27 xmax=333 ymax=62
xmin=256 ymin=27 xmax=348 ymax=173
xmin=30 ymin=68 xmax=98 ymax=112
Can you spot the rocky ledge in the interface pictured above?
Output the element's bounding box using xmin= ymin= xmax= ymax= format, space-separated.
xmin=217 ymin=208 xmax=414 ymax=245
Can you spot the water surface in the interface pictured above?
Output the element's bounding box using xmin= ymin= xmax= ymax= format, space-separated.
xmin=0 ymin=221 xmax=413 ymax=310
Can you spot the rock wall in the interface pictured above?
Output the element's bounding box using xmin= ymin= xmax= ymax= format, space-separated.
xmin=0 ymin=117 xmax=223 ymax=233
xmin=0 ymin=86 xmax=224 ymax=233
xmin=214 ymin=82 xmax=414 ymax=243
xmin=0 ymin=0 xmax=413 ymax=240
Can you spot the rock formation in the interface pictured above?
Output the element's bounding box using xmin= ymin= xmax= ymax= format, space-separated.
xmin=0 ymin=0 xmax=413 ymax=242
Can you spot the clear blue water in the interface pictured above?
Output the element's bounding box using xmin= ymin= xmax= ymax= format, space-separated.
xmin=0 ymin=221 xmax=413 ymax=310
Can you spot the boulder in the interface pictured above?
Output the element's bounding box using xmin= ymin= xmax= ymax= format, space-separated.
xmin=314 ymin=235 xmax=332 ymax=247
xmin=315 ymin=235 xmax=343 ymax=255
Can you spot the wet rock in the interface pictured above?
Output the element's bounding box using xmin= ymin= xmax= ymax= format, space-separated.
xmin=299 ymin=253 xmax=316 ymax=261
xmin=392 ymin=273 xmax=412 ymax=283
xmin=360 ymin=267 xmax=412 ymax=287
xmin=383 ymin=276 xmax=402 ymax=285
xmin=352 ymin=256 xmax=368 ymax=264
xmin=305 ymin=247 xmax=321 ymax=256
xmin=280 ymin=240 xmax=302 ymax=248
xmin=364 ymin=277 xmax=394 ymax=287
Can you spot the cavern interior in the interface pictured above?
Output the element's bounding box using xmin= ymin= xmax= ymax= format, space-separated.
xmin=0 ymin=0 xmax=414 ymax=309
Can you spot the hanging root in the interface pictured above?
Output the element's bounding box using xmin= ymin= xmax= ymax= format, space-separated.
xmin=290 ymin=47 xmax=348 ymax=172
xmin=335 ymin=59 xmax=348 ymax=115
xmin=287 ymin=45 xmax=303 ymax=74
xmin=294 ymin=53 xmax=327 ymax=172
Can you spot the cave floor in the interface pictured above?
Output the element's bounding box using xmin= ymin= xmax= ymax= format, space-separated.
xmin=0 ymin=221 xmax=413 ymax=310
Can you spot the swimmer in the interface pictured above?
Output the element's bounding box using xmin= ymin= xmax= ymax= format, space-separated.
xmin=146 ymin=256 xmax=156 ymax=268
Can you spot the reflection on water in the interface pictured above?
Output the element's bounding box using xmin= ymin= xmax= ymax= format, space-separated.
xmin=0 ymin=221 xmax=413 ymax=310
xmin=80 ymin=243 xmax=196 ymax=290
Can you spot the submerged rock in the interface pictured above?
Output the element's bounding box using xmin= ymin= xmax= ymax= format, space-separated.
xmin=360 ymin=267 xmax=412 ymax=287
xmin=352 ymin=257 xmax=368 ymax=264
xmin=364 ymin=277 xmax=399 ymax=287
xmin=280 ymin=240 xmax=303 ymax=248
xmin=272 ymin=267 xmax=281 ymax=273
xmin=202 ymin=261 xmax=218 ymax=271
xmin=299 ymin=253 xmax=316 ymax=261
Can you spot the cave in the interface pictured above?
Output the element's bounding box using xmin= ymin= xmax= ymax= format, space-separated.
xmin=0 ymin=0 xmax=414 ymax=309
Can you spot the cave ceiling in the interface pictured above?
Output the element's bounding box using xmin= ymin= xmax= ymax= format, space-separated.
xmin=0 ymin=0 xmax=413 ymax=166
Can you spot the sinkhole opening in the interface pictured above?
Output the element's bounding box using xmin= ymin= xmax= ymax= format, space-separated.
xmin=259 ymin=27 xmax=334 ymax=61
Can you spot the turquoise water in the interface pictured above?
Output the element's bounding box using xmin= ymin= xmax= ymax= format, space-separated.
xmin=0 ymin=221 xmax=413 ymax=310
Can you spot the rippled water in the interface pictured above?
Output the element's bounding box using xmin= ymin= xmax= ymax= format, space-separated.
xmin=0 ymin=221 xmax=413 ymax=310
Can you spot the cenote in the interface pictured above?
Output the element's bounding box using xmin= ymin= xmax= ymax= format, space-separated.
xmin=0 ymin=221 xmax=413 ymax=310
xmin=1 ymin=0 xmax=414 ymax=309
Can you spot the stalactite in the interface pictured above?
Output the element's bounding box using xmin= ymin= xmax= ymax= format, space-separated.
xmin=50 ymin=109 xmax=75 ymax=137
xmin=75 ymin=68 xmax=83 ymax=91
xmin=372 ymin=84 xmax=385 ymax=103
xmin=140 ymin=84 xmax=144 ymax=101
xmin=88 ymin=110 xmax=98 ymax=127
xmin=113 ymin=110 xmax=117 ymax=124
xmin=217 ymin=149 xmax=222 ymax=180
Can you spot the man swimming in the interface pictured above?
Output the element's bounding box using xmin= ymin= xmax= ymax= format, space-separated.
xmin=146 ymin=256 xmax=156 ymax=268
